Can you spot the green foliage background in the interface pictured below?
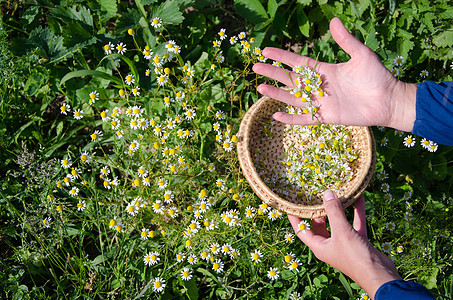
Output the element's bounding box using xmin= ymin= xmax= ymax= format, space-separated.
xmin=1 ymin=0 xmax=452 ymax=299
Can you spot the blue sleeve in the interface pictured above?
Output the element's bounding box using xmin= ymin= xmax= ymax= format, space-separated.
xmin=412 ymin=81 xmax=453 ymax=146
xmin=375 ymin=280 xmax=434 ymax=299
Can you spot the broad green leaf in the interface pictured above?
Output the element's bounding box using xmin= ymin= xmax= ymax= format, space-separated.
xmin=267 ymin=0 xmax=278 ymax=19
xmin=154 ymin=0 xmax=185 ymax=25
xmin=234 ymin=0 xmax=269 ymax=25
xmin=60 ymin=70 xmax=122 ymax=86
xmin=99 ymin=0 xmax=117 ymax=18
xmin=62 ymin=21 xmax=96 ymax=49
xmin=183 ymin=277 xmax=199 ymax=300
xmin=116 ymin=8 xmax=143 ymax=33
xmin=297 ymin=6 xmax=310 ymax=37
xmin=433 ymin=30 xmax=453 ymax=48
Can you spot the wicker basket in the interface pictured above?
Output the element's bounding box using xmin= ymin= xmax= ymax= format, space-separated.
xmin=237 ymin=95 xmax=376 ymax=219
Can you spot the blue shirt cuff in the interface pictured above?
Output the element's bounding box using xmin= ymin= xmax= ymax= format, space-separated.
xmin=375 ymin=280 xmax=434 ymax=299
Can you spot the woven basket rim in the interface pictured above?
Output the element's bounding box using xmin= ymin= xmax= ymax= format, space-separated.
xmin=237 ymin=95 xmax=376 ymax=219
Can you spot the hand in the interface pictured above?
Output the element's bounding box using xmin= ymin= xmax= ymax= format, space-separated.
xmin=288 ymin=190 xmax=401 ymax=299
xmin=253 ymin=17 xmax=417 ymax=132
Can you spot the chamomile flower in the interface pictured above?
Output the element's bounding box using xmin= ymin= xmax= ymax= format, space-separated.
xmin=250 ymin=250 xmax=263 ymax=263
xmin=386 ymin=222 xmax=396 ymax=231
xmin=420 ymin=70 xmax=429 ymax=78
xmin=143 ymin=46 xmax=153 ymax=60
xmin=151 ymin=17 xmax=162 ymax=28
xmin=212 ymin=259 xmax=224 ymax=273
xmin=222 ymin=139 xmax=233 ymax=152
xmin=229 ymin=36 xmax=238 ymax=44
xmin=396 ymin=245 xmax=404 ymax=253
xmin=125 ymin=74 xmax=134 ymax=85
xmin=267 ymin=267 xmax=280 ymax=280
xmin=103 ymin=42 xmax=114 ymax=55
xmin=129 ymin=140 xmax=140 ymax=152
xmin=152 ymin=200 xmax=163 ymax=214
xmin=88 ymin=91 xmax=99 ymax=105
xmin=185 ymin=109 xmax=196 ymax=120
xmin=60 ymin=103 xmax=70 ymax=115
xmin=187 ymin=254 xmax=198 ymax=265
xmin=157 ymin=74 xmax=168 ymax=86
xmin=126 ymin=203 xmax=139 ymax=216
xmin=296 ymin=220 xmax=310 ymax=233
xmin=380 ymin=137 xmax=389 ymax=146
xmin=42 ymin=217 xmax=51 ymax=228
xmin=131 ymin=86 xmax=140 ymax=96
xmin=210 ymin=243 xmax=220 ymax=254
xmin=412 ymin=238 xmax=421 ymax=246
xmin=377 ymin=170 xmax=388 ymax=181
xmin=61 ymin=158 xmax=72 ymax=169
xmin=390 ymin=67 xmax=399 ymax=77
xmin=284 ymin=233 xmax=295 ymax=243
xmin=238 ymin=31 xmax=246 ymax=39
xmin=144 ymin=251 xmax=160 ymax=266
xmin=165 ymin=40 xmax=176 ymax=51
xmin=69 ymin=186 xmax=79 ymax=197
xmin=180 ymin=268 xmax=192 ymax=281
xmin=381 ymin=242 xmax=392 ymax=253
xmin=140 ymin=228 xmax=149 ymax=240
xmin=403 ymin=135 xmax=415 ymax=147
xmin=157 ymin=178 xmax=168 ymax=189
xmin=73 ymin=109 xmax=83 ymax=120
xmin=427 ymin=141 xmax=438 ymax=152
xmin=90 ymin=130 xmax=103 ymax=142
xmin=77 ymin=200 xmax=86 ymax=211
xmin=116 ymin=42 xmax=127 ymax=55
xmin=151 ymin=277 xmax=165 ymax=293
xmin=394 ymin=56 xmax=405 ymax=66
xmin=288 ymin=258 xmax=301 ymax=271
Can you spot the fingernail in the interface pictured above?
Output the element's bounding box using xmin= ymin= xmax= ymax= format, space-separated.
xmin=324 ymin=190 xmax=337 ymax=202
xmin=257 ymin=85 xmax=263 ymax=94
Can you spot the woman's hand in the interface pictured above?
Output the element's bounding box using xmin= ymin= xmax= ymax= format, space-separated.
xmin=253 ymin=17 xmax=417 ymax=132
xmin=288 ymin=191 xmax=401 ymax=299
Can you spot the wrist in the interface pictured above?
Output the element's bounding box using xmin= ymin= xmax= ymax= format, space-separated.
xmin=352 ymin=251 xmax=402 ymax=299
xmin=388 ymin=81 xmax=417 ymax=132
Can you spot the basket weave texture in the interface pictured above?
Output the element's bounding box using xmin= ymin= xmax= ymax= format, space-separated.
xmin=237 ymin=96 xmax=376 ymax=219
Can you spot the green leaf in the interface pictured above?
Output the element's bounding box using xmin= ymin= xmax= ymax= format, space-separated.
xmin=267 ymin=0 xmax=278 ymax=19
xmin=234 ymin=0 xmax=269 ymax=25
xmin=99 ymin=0 xmax=117 ymax=18
xmin=433 ymin=30 xmax=453 ymax=48
xmin=60 ymin=70 xmax=122 ymax=86
xmin=338 ymin=272 xmax=353 ymax=298
xmin=365 ymin=27 xmax=379 ymax=51
xmin=183 ymin=277 xmax=199 ymax=300
xmin=418 ymin=267 xmax=439 ymax=290
xmin=297 ymin=0 xmax=312 ymax=5
xmin=297 ymin=6 xmax=310 ymax=37
xmin=62 ymin=21 xmax=96 ymax=49
xmin=153 ymin=0 xmax=185 ymax=25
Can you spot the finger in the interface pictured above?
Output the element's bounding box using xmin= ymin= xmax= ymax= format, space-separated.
xmin=253 ymin=63 xmax=299 ymax=87
xmin=273 ymin=111 xmax=322 ymax=126
xmin=323 ymin=190 xmax=351 ymax=237
xmin=262 ymin=47 xmax=319 ymax=69
xmin=257 ymin=84 xmax=307 ymax=108
xmin=288 ymin=215 xmax=326 ymax=250
xmin=353 ymin=195 xmax=368 ymax=238
xmin=329 ymin=17 xmax=370 ymax=60
xmin=312 ymin=217 xmax=330 ymax=238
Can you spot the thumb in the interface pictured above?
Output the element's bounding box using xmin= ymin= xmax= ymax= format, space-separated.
xmin=329 ymin=17 xmax=369 ymax=59
xmin=323 ymin=190 xmax=351 ymax=236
